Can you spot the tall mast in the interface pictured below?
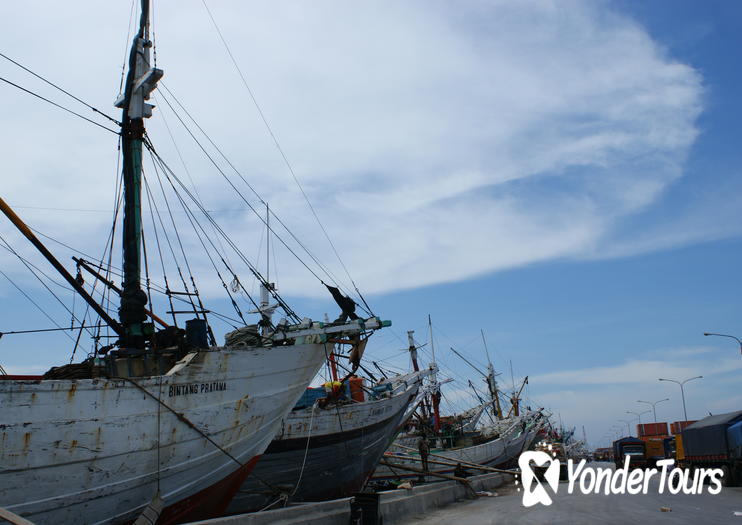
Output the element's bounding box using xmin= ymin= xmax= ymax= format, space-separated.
xmin=407 ymin=330 xmax=420 ymax=372
xmin=261 ymin=203 xmax=270 ymax=314
xmin=115 ymin=0 xmax=163 ymax=347
xmin=480 ymin=329 xmax=503 ymax=420
xmin=428 ymin=314 xmax=441 ymax=436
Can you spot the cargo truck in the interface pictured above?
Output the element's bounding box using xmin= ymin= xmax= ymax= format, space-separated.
xmin=662 ymin=436 xmax=675 ymax=460
xmin=642 ymin=437 xmax=666 ymax=467
xmin=612 ymin=437 xmax=646 ymax=469
xmin=680 ymin=410 xmax=742 ymax=486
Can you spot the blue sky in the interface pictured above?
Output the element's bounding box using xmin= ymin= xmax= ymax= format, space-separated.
xmin=1 ymin=1 xmax=741 ymax=447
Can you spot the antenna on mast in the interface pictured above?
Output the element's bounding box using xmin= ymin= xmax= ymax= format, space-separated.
xmin=249 ymin=202 xmax=278 ymax=334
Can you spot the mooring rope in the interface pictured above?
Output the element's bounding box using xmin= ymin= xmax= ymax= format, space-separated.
xmin=288 ymin=400 xmax=318 ymax=501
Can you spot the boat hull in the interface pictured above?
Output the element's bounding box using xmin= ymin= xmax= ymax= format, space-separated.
xmin=0 ymin=342 xmax=326 ymax=525
xmin=371 ymin=415 xmax=543 ymax=482
xmin=227 ymin=383 xmax=418 ymax=513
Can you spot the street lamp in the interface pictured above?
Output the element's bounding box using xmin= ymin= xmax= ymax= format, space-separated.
xmin=618 ymin=419 xmax=632 ymax=437
xmin=658 ymin=376 xmax=703 ymax=421
xmin=637 ymin=398 xmax=670 ymax=423
xmin=626 ymin=410 xmax=651 ymax=426
xmin=703 ymin=332 xmax=742 ymax=355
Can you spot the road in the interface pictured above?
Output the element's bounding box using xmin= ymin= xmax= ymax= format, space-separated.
xmin=397 ymin=462 xmax=742 ymax=524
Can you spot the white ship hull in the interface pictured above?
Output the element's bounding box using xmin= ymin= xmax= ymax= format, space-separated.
xmin=0 ymin=342 xmax=326 ymax=525
xmin=372 ymin=412 xmax=544 ymax=481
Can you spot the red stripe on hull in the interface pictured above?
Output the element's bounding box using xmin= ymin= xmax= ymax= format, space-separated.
xmin=158 ymin=455 xmax=261 ymax=525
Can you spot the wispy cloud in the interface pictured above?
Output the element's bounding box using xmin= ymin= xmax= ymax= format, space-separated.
xmin=532 ymin=356 xmax=742 ymax=386
xmin=0 ymin=0 xmax=711 ymax=302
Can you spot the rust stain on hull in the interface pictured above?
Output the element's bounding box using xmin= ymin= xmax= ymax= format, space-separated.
xmin=67 ymin=382 xmax=78 ymax=400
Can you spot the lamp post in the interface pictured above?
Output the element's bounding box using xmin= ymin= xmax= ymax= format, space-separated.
xmin=626 ymin=410 xmax=651 ymax=426
xmin=658 ymin=376 xmax=703 ymax=421
xmin=704 ymin=332 xmax=742 ymax=355
xmin=637 ymin=398 xmax=670 ymax=423
xmin=618 ymin=419 xmax=632 ymax=437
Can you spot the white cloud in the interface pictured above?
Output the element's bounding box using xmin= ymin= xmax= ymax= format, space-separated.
xmin=532 ymin=355 xmax=742 ymax=386
xmin=0 ymin=0 xmax=708 ymax=303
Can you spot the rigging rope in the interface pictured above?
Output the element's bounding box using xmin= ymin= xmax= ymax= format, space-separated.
xmin=146 ymin=145 xmax=260 ymax=321
xmin=199 ymin=1 xmax=374 ymax=316
xmin=0 ymin=268 xmax=76 ymax=344
xmin=287 ymin=401 xmax=318 ymax=501
xmin=155 ymin=86 xmax=371 ymax=316
xmin=0 ymin=242 xmax=71 ymax=293
xmin=142 ymin=173 xmax=180 ymax=326
xmin=0 ymin=52 xmax=121 ymax=126
xmin=155 ymin=92 xmax=238 ymax=276
xmin=144 ymin=137 xmax=300 ymax=323
xmin=0 ymin=235 xmax=96 ymax=339
xmin=118 ymin=0 xmax=138 ymax=96
xmin=0 ymin=325 xmax=106 ymax=337
xmin=0 ymin=76 xmax=118 ymax=134
xmin=146 ymin=153 xmax=249 ymax=327
xmin=144 ymin=162 xmax=202 ymax=318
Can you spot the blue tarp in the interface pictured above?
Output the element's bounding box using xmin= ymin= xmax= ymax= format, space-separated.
xmin=293 ymin=383 xmax=352 ymax=409
xmin=371 ymin=383 xmax=392 ymax=399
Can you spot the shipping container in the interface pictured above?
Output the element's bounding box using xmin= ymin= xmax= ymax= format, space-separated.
xmin=639 ymin=434 xmax=669 ymax=442
xmin=670 ymin=420 xmax=697 ymax=435
xmin=638 ymin=422 xmax=669 ymax=437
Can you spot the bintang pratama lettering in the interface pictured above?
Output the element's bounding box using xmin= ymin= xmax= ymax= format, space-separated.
xmin=168 ymin=381 xmax=227 ymax=397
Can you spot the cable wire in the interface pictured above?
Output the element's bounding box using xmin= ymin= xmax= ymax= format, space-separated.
xmin=0 ymin=76 xmax=118 ymax=134
xmin=199 ymin=1 xmax=374 ymax=315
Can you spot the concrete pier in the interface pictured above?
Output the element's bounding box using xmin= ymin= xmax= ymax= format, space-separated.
xmin=188 ymin=472 xmax=510 ymax=525
xmin=398 ymin=462 xmax=742 ymax=524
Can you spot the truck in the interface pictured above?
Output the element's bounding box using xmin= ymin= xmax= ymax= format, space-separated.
xmin=662 ymin=436 xmax=675 ymax=460
xmin=612 ymin=437 xmax=646 ymax=469
xmin=641 ymin=437 xmax=666 ymax=467
xmin=680 ymin=410 xmax=742 ymax=486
